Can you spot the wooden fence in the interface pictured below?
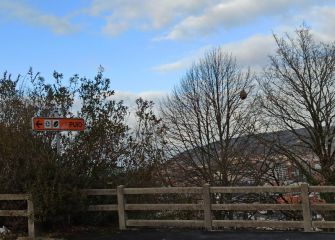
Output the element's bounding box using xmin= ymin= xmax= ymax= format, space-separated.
xmin=0 ymin=194 xmax=35 ymax=239
xmin=83 ymin=183 xmax=335 ymax=232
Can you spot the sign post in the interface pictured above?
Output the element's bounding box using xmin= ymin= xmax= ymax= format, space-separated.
xmin=32 ymin=117 xmax=85 ymax=131
xmin=32 ymin=117 xmax=85 ymax=154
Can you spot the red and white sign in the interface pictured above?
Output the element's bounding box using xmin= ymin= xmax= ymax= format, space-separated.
xmin=32 ymin=117 xmax=85 ymax=131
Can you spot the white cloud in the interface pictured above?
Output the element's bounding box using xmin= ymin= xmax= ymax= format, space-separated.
xmin=222 ymin=34 xmax=275 ymax=69
xmin=153 ymin=34 xmax=274 ymax=72
xmin=152 ymin=59 xmax=188 ymax=73
xmin=88 ymin=0 xmax=213 ymax=36
xmin=218 ymin=6 xmax=335 ymax=70
xmin=153 ymin=2 xmax=335 ymax=73
xmin=86 ymin=0 xmax=324 ymax=40
xmin=53 ymin=0 xmax=331 ymax=42
xmin=163 ymin=0 xmax=311 ymax=40
xmin=152 ymin=34 xmax=275 ymax=73
xmin=152 ymin=46 xmax=213 ymax=73
xmin=102 ymin=17 xmax=129 ymax=36
xmin=261 ymin=4 xmax=335 ymax=43
xmin=0 ymin=0 xmax=78 ymax=34
xmin=306 ymin=6 xmax=335 ymax=41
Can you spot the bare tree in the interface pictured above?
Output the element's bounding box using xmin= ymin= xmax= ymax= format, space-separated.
xmin=259 ymin=28 xmax=335 ymax=189
xmin=161 ymin=48 xmax=259 ymax=186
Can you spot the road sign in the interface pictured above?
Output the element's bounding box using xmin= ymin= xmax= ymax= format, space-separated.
xmin=32 ymin=117 xmax=85 ymax=131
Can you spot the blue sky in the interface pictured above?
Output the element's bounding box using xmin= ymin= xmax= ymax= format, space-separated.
xmin=1 ymin=0 xmax=335 ymax=102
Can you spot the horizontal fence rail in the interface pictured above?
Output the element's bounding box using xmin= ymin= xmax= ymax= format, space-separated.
xmin=210 ymin=186 xmax=302 ymax=193
xmin=83 ymin=184 xmax=335 ymax=232
xmin=124 ymin=187 xmax=203 ymax=195
xmin=0 ymin=194 xmax=35 ymax=239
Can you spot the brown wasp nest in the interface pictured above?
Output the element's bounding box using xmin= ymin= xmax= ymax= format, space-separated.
xmin=239 ymin=89 xmax=247 ymax=100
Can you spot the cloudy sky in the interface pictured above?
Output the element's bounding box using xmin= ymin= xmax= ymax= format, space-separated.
xmin=1 ymin=0 xmax=335 ymax=102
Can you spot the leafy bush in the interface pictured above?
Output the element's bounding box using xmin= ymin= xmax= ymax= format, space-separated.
xmin=0 ymin=69 xmax=167 ymax=229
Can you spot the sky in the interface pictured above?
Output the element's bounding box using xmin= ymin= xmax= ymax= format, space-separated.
xmin=1 ymin=0 xmax=335 ymax=104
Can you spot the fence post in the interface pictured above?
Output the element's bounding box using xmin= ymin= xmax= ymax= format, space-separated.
xmin=27 ymin=194 xmax=35 ymax=239
xmin=300 ymin=183 xmax=312 ymax=232
xmin=117 ymin=185 xmax=127 ymax=230
xmin=203 ymin=183 xmax=212 ymax=231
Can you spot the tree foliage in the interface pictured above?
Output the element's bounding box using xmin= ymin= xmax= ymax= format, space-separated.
xmin=0 ymin=68 xmax=166 ymax=227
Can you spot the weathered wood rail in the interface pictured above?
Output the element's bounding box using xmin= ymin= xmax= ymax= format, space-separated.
xmin=82 ymin=184 xmax=335 ymax=232
xmin=0 ymin=194 xmax=35 ymax=239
